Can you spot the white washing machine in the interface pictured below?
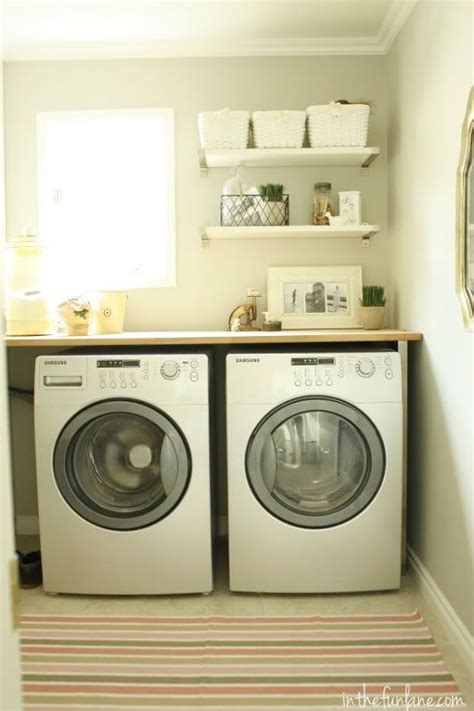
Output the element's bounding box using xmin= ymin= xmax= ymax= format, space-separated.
xmin=226 ymin=351 xmax=403 ymax=593
xmin=35 ymin=354 xmax=213 ymax=595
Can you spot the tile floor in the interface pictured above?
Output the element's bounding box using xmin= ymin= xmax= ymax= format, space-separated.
xmin=18 ymin=535 xmax=473 ymax=707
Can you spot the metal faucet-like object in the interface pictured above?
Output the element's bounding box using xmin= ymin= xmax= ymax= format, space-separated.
xmin=228 ymin=289 xmax=262 ymax=331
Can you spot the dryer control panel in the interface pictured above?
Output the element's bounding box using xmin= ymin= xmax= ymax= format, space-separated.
xmin=227 ymin=351 xmax=401 ymax=405
xmin=290 ymin=353 xmax=396 ymax=388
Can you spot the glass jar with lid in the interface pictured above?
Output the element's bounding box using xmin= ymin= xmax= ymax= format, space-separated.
xmin=4 ymin=231 xmax=56 ymax=335
xmin=312 ymin=182 xmax=333 ymax=226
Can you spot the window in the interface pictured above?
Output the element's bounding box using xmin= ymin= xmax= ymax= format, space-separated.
xmin=37 ymin=109 xmax=175 ymax=292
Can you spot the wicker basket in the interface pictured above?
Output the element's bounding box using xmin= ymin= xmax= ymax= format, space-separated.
xmin=198 ymin=109 xmax=250 ymax=149
xmin=252 ymin=111 xmax=306 ymax=148
xmin=307 ymin=103 xmax=370 ymax=147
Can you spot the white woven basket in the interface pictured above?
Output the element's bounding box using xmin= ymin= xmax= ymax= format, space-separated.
xmin=198 ymin=109 xmax=250 ymax=149
xmin=252 ymin=111 xmax=306 ymax=148
xmin=307 ymin=103 xmax=370 ymax=147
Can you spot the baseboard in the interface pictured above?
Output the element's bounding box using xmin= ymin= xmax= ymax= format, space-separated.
xmin=408 ymin=545 xmax=473 ymax=662
xmin=15 ymin=514 xmax=39 ymax=536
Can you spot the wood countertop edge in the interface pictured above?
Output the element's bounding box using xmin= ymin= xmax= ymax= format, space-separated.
xmin=5 ymin=329 xmax=423 ymax=347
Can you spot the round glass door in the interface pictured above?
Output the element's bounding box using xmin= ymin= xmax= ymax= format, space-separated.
xmin=54 ymin=400 xmax=191 ymax=530
xmin=246 ymin=396 xmax=385 ymax=528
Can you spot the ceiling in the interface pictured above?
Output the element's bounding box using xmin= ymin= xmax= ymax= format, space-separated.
xmin=1 ymin=0 xmax=418 ymax=61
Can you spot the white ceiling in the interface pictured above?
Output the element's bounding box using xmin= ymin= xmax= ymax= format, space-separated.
xmin=1 ymin=0 xmax=418 ymax=61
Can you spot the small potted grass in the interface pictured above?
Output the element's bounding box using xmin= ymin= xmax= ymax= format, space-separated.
xmin=358 ymin=285 xmax=386 ymax=330
xmin=258 ymin=183 xmax=287 ymax=226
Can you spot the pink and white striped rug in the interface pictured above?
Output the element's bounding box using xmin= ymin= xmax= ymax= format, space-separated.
xmin=20 ymin=611 xmax=466 ymax=710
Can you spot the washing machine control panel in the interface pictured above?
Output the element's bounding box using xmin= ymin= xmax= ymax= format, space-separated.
xmin=161 ymin=360 xmax=180 ymax=380
xmin=95 ymin=357 xmax=201 ymax=389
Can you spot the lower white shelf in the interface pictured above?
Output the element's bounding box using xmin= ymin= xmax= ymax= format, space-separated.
xmin=202 ymin=224 xmax=380 ymax=246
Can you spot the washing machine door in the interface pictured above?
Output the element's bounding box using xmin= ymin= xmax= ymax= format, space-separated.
xmin=246 ymin=396 xmax=385 ymax=528
xmin=54 ymin=399 xmax=191 ymax=530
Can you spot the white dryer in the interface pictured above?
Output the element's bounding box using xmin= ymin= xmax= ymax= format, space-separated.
xmin=226 ymin=351 xmax=403 ymax=593
xmin=35 ymin=354 xmax=213 ymax=595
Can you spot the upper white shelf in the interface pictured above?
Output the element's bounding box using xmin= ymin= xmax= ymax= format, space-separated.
xmin=198 ymin=147 xmax=380 ymax=172
xmin=202 ymin=224 xmax=380 ymax=248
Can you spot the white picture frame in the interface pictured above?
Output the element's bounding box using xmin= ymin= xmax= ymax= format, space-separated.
xmin=267 ymin=265 xmax=363 ymax=329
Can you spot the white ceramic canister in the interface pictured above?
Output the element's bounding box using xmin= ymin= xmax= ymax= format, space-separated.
xmin=92 ymin=291 xmax=128 ymax=334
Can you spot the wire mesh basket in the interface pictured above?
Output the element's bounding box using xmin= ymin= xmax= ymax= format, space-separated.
xmin=221 ymin=195 xmax=289 ymax=227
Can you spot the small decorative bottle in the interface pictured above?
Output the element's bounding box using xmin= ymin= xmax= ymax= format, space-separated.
xmin=312 ymin=182 xmax=333 ymax=225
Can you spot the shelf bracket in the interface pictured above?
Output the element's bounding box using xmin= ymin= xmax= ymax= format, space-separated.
xmin=361 ymin=151 xmax=378 ymax=173
xmin=198 ymin=150 xmax=208 ymax=177
xmin=362 ymin=227 xmax=376 ymax=247
xmin=200 ymin=229 xmax=210 ymax=248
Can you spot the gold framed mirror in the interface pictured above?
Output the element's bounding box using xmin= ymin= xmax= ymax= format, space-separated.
xmin=456 ymin=87 xmax=474 ymax=328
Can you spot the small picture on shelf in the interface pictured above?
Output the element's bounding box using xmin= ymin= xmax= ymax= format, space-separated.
xmin=283 ymin=283 xmax=305 ymax=313
xmin=326 ymin=281 xmax=349 ymax=313
xmin=267 ymin=265 xmax=362 ymax=329
xmin=304 ymin=282 xmax=326 ymax=313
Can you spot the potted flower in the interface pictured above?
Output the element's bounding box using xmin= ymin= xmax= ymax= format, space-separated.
xmin=258 ymin=183 xmax=287 ymax=226
xmin=358 ymin=285 xmax=386 ymax=330
xmin=58 ymin=296 xmax=93 ymax=335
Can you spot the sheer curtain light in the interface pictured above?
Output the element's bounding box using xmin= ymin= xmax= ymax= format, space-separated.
xmin=37 ymin=109 xmax=175 ymax=293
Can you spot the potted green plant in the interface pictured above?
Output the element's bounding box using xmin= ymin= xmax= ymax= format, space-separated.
xmin=358 ymin=285 xmax=386 ymax=330
xmin=258 ymin=183 xmax=286 ymax=226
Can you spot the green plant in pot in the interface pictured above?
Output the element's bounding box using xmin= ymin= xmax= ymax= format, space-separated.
xmin=358 ymin=285 xmax=386 ymax=330
xmin=258 ymin=183 xmax=286 ymax=226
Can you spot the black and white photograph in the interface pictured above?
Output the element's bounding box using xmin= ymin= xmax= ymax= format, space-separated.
xmin=326 ymin=281 xmax=349 ymax=313
xmin=304 ymin=282 xmax=327 ymax=313
xmin=283 ymin=283 xmax=305 ymax=313
xmin=267 ymin=266 xmax=362 ymax=329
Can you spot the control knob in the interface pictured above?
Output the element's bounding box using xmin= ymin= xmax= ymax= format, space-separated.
xmin=160 ymin=360 xmax=180 ymax=380
xmin=355 ymin=358 xmax=376 ymax=378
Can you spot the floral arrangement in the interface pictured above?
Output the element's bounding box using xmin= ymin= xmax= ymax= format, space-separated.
xmin=58 ymin=296 xmax=92 ymax=335
xmin=60 ymin=296 xmax=91 ymax=319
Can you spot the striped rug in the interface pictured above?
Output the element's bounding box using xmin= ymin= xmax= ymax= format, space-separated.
xmin=20 ymin=611 xmax=466 ymax=710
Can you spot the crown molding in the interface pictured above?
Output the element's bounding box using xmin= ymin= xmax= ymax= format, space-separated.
xmin=378 ymin=0 xmax=418 ymax=53
xmin=3 ymin=36 xmax=386 ymax=61
xmin=2 ymin=1 xmax=418 ymax=61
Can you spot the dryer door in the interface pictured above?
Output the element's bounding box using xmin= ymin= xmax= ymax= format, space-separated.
xmin=54 ymin=399 xmax=191 ymax=530
xmin=246 ymin=396 xmax=385 ymax=528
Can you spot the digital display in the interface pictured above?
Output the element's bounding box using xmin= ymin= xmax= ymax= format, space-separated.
xmin=291 ymin=357 xmax=335 ymax=366
xmin=97 ymin=360 xmax=140 ymax=368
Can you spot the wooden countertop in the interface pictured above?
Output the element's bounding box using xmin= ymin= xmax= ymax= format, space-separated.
xmin=5 ymin=329 xmax=422 ymax=348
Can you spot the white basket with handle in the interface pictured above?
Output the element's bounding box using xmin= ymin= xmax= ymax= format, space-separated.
xmin=198 ymin=109 xmax=250 ymax=149
xmin=252 ymin=111 xmax=306 ymax=148
xmin=307 ymin=102 xmax=370 ymax=147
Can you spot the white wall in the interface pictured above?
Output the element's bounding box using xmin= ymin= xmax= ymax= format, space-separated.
xmin=4 ymin=56 xmax=388 ymax=331
xmin=0 ymin=55 xmax=22 ymax=711
xmin=387 ymin=0 xmax=473 ymax=634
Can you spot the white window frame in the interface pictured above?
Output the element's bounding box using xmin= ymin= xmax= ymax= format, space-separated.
xmin=37 ymin=108 xmax=176 ymax=290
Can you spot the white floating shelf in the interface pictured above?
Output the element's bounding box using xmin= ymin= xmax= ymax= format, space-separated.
xmin=202 ymin=224 xmax=380 ymax=247
xmin=199 ymin=147 xmax=380 ymax=172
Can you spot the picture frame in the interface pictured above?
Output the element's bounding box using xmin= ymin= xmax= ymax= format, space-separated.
xmin=267 ymin=265 xmax=363 ymax=329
